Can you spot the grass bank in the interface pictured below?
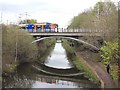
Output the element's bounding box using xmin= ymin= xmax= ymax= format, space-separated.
xmin=73 ymin=55 xmax=100 ymax=84
xmin=62 ymin=39 xmax=100 ymax=84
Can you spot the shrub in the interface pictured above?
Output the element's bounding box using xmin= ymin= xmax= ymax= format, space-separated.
xmin=2 ymin=25 xmax=38 ymax=72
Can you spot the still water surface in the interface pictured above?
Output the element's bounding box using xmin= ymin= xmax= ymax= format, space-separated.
xmin=44 ymin=42 xmax=73 ymax=69
xmin=3 ymin=42 xmax=99 ymax=88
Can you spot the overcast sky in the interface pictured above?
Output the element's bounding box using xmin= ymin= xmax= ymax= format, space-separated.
xmin=0 ymin=0 xmax=119 ymax=28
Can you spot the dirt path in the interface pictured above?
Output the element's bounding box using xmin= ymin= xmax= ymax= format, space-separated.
xmin=76 ymin=51 xmax=116 ymax=88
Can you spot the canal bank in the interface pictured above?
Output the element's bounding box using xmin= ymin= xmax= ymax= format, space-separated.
xmin=36 ymin=38 xmax=56 ymax=64
xmin=2 ymin=26 xmax=38 ymax=74
xmin=62 ymin=39 xmax=116 ymax=88
xmin=2 ymin=37 xmax=56 ymax=75
xmin=62 ymin=39 xmax=100 ymax=84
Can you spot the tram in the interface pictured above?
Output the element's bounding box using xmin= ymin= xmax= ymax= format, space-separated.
xmin=19 ymin=22 xmax=58 ymax=32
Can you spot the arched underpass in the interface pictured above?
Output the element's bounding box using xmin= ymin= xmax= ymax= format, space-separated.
xmin=32 ymin=36 xmax=100 ymax=51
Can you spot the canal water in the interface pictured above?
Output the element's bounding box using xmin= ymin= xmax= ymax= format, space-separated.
xmin=2 ymin=41 xmax=99 ymax=88
xmin=44 ymin=41 xmax=73 ymax=69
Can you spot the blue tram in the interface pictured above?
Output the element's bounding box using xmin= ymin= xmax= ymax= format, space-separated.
xmin=19 ymin=22 xmax=58 ymax=32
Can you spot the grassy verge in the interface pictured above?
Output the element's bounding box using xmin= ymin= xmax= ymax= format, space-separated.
xmin=3 ymin=64 xmax=17 ymax=73
xmin=73 ymin=56 xmax=100 ymax=84
xmin=62 ymin=39 xmax=100 ymax=84
xmin=110 ymin=64 xmax=118 ymax=80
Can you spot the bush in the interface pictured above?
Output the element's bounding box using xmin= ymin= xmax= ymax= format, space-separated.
xmin=2 ymin=25 xmax=38 ymax=72
xmin=100 ymin=39 xmax=119 ymax=64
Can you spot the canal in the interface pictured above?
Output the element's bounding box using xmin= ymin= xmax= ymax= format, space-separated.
xmin=44 ymin=40 xmax=73 ymax=69
xmin=2 ymin=40 xmax=99 ymax=88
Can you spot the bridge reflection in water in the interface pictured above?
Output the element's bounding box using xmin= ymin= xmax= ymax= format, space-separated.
xmin=32 ymin=74 xmax=98 ymax=88
xmin=32 ymin=76 xmax=79 ymax=88
xmin=3 ymin=63 xmax=99 ymax=88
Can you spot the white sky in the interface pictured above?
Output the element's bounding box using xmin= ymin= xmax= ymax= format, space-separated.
xmin=0 ymin=0 xmax=119 ymax=28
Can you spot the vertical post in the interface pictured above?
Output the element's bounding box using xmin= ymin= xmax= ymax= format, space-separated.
xmin=25 ymin=12 xmax=28 ymax=31
xmin=0 ymin=11 xmax=2 ymax=90
xmin=0 ymin=12 xmax=2 ymax=24
xmin=19 ymin=14 xmax=21 ymax=24
xmin=34 ymin=24 xmax=36 ymax=32
xmin=25 ymin=12 xmax=27 ymax=23
xmin=42 ymin=25 xmax=44 ymax=32
xmin=15 ymin=32 xmax=17 ymax=62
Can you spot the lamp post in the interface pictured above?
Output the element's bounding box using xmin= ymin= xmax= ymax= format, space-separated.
xmin=25 ymin=12 xmax=30 ymax=30
xmin=0 ymin=12 xmax=2 ymax=26
xmin=15 ymin=41 xmax=17 ymax=62
xmin=18 ymin=14 xmax=22 ymax=24
xmin=15 ymin=32 xmax=18 ymax=62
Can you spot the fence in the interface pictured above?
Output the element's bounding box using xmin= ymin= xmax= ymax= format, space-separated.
xmin=58 ymin=28 xmax=103 ymax=33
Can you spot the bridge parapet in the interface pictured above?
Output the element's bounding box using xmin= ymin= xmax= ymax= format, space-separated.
xmin=30 ymin=32 xmax=103 ymax=37
xmin=58 ymin=28 xmax=103 ymax=33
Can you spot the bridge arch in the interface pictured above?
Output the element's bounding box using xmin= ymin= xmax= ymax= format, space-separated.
xmin=32 ymin=36 xmax=100 ymax=51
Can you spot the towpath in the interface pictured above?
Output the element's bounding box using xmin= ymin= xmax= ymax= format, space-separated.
xmin=76 ymin=51 xmax=116 ymax=88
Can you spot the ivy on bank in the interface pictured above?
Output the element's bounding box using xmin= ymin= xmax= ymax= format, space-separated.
xmin=100 ymin=39 xmax=119 ymax=64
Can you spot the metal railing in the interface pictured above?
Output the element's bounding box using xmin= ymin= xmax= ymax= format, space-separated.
xmin=57 ymin=28 xmax=103 ymax=33
xmin=20 ymin=28 xmax=103 ymax=33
